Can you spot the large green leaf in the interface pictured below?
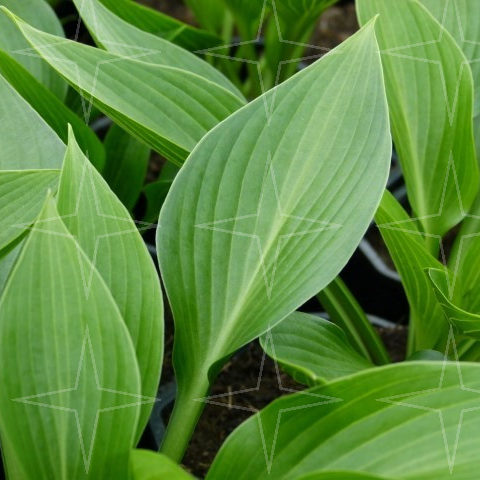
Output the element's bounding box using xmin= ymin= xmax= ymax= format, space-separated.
xmin=0 ymin=71 xmax=64 ymax=170
xmin=0 ymin=169 xmax=59 ymax=250
xmin=0 ymin=0 xmax=66 ymax=99
xmin=0 ymin=196 xmax=141 ymax=479
xmin=56 ymin=128 xmax=163 ymax=440
xmin=157 ymin=22 xmax=391 ymax=460
xmin=131 ymin=450 xmax=194 ymax=480
xmin=73 ymin=0 xmax=242 ymax=98
xmin=6 ymin=10 xmax=245 ymax=165
xmin=375 ymin=191 xmax=448 ymax=352
xmin=420 ymin=0 xmax=480 ymax=117
xmin=99 ymin=0 xmax=221 ymax=52
xmin=0 ymin=49 xmax=105 ymax=170
xmin=260 ymin=312 xmax=372 ymax=386
xmin=207 ymin=362 xmax=480 ymax=479
xmin=358 ymin=0 xmax=478 ymax=241
xmin=103 ymin=124 xmax=150 ymax=210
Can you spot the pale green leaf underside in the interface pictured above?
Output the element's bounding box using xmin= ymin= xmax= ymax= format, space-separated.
xmin=57 ymin=130 xmax=163 ymax=440
xmin=208 ymin=362 xmax=480 ymax=479
xmin=131 ymin=450 xmax=194 ymax=480
xmin=0 ymin=0 xmax=66 ymax=99
xmin=0 ymin=72 xmax=65 ymax=170
xmin=260 ymin=312 xmax=372 ymax=386
xmin=73 ymin=0 xmax=243 ymax=98
xmin=157 ymin=23 xmax=391 ymax=389
xmin=7 ymin=11 xmax=244 ymax=165
xmin=0 ymin=169 xmax=59 ymax=251
xmin=375 ymin=191 xmax=448 ymax=351
xmin=0 ymin=49 xmax=105 ymax=170
xmin=0 ymin=197 xmax=141 ymax=479
xmin=358 ymin=0 xmax=478 ymax=237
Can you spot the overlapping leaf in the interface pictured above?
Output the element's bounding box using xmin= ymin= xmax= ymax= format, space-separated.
xmin=0 ymin=0 xmax=66 ymax=99
xmin=420 ymin=0 xmax=480 ymax=117
xmin=157 ymin=22 xmax=391 ymax=458
xmin=317 ymin=276 xmax=389 ymax=364
xmin=0 ymin=72 xmax=64 ymax=170
xmin=99 ymin=0 xmax=221 ymax=51
xmin=0 ymin=69 xmax=64 ymax=255
xmin=56 ymin=129 xmax=163 ymax=440
xmin=207 ymin=362 xmax=480 ymax=479
xmin=429 ymin=268 xmax=480 ymax=339
xmin=0 ymin=169 xmax=59 ymax=250
xmin=0 ymin=50 xmax=104 ymax=169
xmin=358 ymin=0 xmax=478 ymax=240
xmin=375 ymin=191 xmax=448 ymax=352
xmin=260 ymin=312 xmax=372 ymax=386
xmin=6 ymin=10 xmax=244 ymax=165
xmin=73 ymin=0 xmax=242 ymax=97
xmin=0 ymin=196 xmax=141 ymax=479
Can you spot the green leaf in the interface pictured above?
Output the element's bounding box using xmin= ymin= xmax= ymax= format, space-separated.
xmin=99 ymin=0 xmax=221 ymax=52
xmin=358 ymin=0 xmax=479 ymax=240
xmin=0 ymin=0 xmax=66 ymax=99
xmin=447 ymin=194 xmax=480 ymax=315
xmin=143 ymin=163 xmax=179 ymax=224
xmin=297 ymin=473 xmax=389 ymax=480
xmin=260 ymin=312 xmax=373 ymax=386
xmin=73 ymin=0 xmax=242 ymax=98
xmin=375 ymin=190 xmax=448 ymax=352
xmin=183 ymin=0 xmax=228 ymax=34
xmin=0 ymin=196 xmax=141 ymax=479
xmin=428 ymin=267 xmax=480 ymax=339
xmin=6 ymin=9 xmax=245 ymax=165
xmin=0 ymin=234 xmax=25 ymax=295
xmin=103 ymin=124 xmax=150 ymax=210
xmin=158 ymin=22 xmax=391 ymax=460
xmin=0 ymin=49 xmax=105 ymax=170
xmin=207 ymin=362 xmax=480 ymax=479
xmin=0 ymin=169 xmax=59 ymax=250
xmin=223 ymin=0 xmax=264 ymax=41
xmin=420 ymin=0 xmax=480 ymax=118
xmin=0 ymin=71 xmax=64 ymax=170
xmin=56 ymin=129 xmax=163 ymax=441
xmin=317 ymin=276 xmax=389 ymax=364
xmin=131 ymin=450 xmax=194 ymax=480
xmin=265 ymin=0 xmax=338 ymax=83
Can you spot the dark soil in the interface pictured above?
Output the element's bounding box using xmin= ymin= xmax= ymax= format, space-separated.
xmin=182 ymin=341 xmax=303 ymax=477
xmin=156 ymin=316 xmax=408 ymax=478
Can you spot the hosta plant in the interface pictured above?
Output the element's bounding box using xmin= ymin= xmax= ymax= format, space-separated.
xmin=1 ymin=0 xmax=480 ymax=479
